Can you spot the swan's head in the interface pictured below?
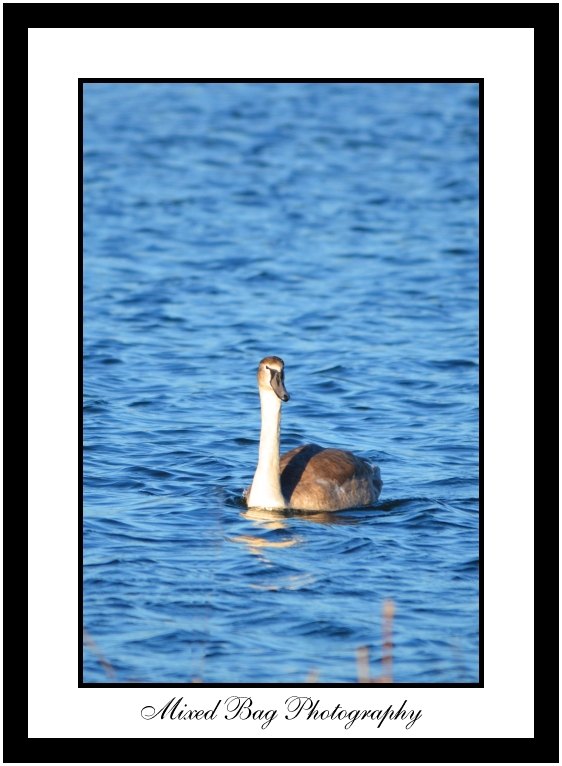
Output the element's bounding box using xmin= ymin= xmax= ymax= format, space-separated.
xmin=257 ymin=356 xmax=290 ymax=402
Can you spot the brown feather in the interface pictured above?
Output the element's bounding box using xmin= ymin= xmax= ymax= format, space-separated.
xmin=279 ymin=444 xmax=382 ymax=512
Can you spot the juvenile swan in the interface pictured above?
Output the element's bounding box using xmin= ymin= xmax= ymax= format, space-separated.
xmin=245 ymin=356 xmax=382 ymax=511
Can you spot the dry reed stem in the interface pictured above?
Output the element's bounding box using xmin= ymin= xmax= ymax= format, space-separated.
xmin=83 ymin=628 xmax=116 ymax=679
xmin=356 ymin=645 xmax=369 ymax=682
xmin=356 ymin=599 xmax=395 ymax=683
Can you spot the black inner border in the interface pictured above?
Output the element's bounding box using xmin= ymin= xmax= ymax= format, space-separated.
xmin=79 ymin=78 xmax=484 ymax=690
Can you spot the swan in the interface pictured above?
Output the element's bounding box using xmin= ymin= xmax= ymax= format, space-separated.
xmin=245 ymin=356 xmax=382 ymax=511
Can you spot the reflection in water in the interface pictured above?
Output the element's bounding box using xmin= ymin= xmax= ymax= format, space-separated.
xmin=231 ymin=507 xmax=360 ymax=557
xmin=242 ymin=506 xmax=362 ymax=527
xmin=229 ymin=534 xmax=300 ymax=549
xmin=228 ymin=527 xmax=300 ymax=570
xmin=229 ymin=528 xmax=318 ymax=591
xmin=231 ymin=507 xmax=362 ymax=575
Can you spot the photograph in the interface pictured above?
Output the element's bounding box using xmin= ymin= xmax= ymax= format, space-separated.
xmin=82 ymin=80 xmax=480 ymax=685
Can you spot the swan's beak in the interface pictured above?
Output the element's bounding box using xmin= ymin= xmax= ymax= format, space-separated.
xmin=271 ymin=370 xmax=290 ymax=402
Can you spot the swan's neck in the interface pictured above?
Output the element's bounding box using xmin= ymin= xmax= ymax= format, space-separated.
xmin=247 ymin=390 xmax=285 ymax=508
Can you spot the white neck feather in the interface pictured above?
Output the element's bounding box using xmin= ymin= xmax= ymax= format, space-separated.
xmin=247 ymin=389 xmax=285 ymax=509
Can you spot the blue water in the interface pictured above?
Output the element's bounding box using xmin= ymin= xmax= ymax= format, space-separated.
xmin=83 ymin=82 xmax=479 ymax=683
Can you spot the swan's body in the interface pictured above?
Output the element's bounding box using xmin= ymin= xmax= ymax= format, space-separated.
xmin=245 ymin=356 xmax=382 ymax=512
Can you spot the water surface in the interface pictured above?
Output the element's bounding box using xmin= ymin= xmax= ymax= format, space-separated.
xmin=84 ymin=82 xmax=479 ymax=683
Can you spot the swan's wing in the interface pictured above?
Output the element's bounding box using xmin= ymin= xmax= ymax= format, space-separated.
xmin=280 ymin=443 xmax=323 ymax=474
xmin=280 ymin=445 xmax=381 ymax=510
